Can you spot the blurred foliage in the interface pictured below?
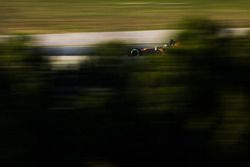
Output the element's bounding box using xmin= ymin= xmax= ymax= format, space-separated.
xmin=1 ymin=19 xmax=250 ymax=167
xmin=0 ymin=36 xmax=49 ymax=107
xmin=0 ymin=36 xmax=50 ymax=166
xmin=169 ymin=18 xmax=250 ymax=163
xmin=94 ymin=41 xmax=129 ymax=57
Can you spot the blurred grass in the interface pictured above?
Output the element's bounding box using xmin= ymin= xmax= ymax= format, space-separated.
xmin=0 ymin=0 xmax=250 ymax=34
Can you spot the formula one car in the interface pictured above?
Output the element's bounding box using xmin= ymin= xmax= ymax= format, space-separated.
xmin=129 ymin=39 xmax=176 ymax=56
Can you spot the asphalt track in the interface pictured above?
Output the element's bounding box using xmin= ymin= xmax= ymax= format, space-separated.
xmin=1 ymin=28 xmax=250 ymax=56
xmin=33 ymin=28 xmax=249 ymax=55
xmin=33 ymin=28 xmax=250 ymax=47
xmin=1 ymin=28 xmax=249 ymax=69
xmin=34 ymin=30 xmax=179 ymax=46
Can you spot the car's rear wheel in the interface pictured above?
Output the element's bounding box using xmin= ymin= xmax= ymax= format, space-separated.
xmin=130 ymin=48 xmax=141 ymax=56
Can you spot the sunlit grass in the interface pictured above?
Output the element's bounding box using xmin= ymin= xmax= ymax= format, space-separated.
xmin=0 ymin=0 xmax=250 ymax=33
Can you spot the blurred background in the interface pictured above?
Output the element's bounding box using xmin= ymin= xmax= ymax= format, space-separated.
xmin=1 ymin=1 xmax=250 ymax=167
xmin=0 ymin=0 xmax=250 ymax=33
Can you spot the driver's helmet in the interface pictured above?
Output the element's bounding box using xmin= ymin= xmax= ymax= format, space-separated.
xmin=169 ymin=39 xmax=176 ymax=46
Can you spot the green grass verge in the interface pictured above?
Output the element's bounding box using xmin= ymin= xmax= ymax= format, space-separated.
xmin=0 ymin=0 xmax=250 ymax=34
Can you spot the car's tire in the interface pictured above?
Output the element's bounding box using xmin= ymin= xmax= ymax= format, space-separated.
xmin=130 ymin=48 xmax=142 ymax=56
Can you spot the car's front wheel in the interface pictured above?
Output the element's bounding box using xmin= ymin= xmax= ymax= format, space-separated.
xmin=130 ymin=48 xmax=141 ymax=56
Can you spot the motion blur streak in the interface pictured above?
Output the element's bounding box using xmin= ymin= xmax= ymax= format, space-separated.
xmin=1 ymin=0 xmax=250 ymax=167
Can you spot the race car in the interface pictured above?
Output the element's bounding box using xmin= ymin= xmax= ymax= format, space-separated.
xmin=129 ymin=39 xmax=176 ymax=56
